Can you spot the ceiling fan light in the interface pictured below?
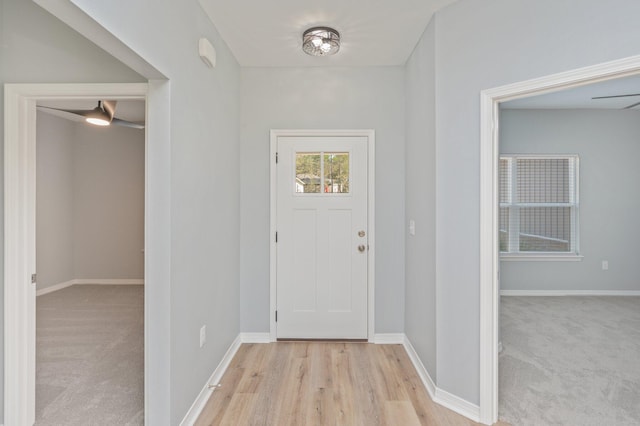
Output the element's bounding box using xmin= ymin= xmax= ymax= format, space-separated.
xmin=303 ymin=27 xmax=340 ymax=56
xmin=85 ymin=103 xmax=112 ymax=126
xmin=86 ymin=117 xmax=110 ymax=126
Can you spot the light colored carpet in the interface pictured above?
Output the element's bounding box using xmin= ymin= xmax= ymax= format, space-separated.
xmin=36 ymin=284 xmax=144 ymax=425
xmin=499 ymin=296 xmax=640 ymax=426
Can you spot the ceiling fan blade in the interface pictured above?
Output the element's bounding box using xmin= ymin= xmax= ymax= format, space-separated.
xmin=36 ymin=106 xmax=91 ymax=122
xmin=111 ymin=117 xmax=145 ymax=130
xmin=37 ymin=106 xmax=94 ymax=117
xmin=592 ymin=93 xmax=640 ymax=100
xmin=102 ymin=100 xmax=117 ymax=120
xmin=38 ymin=104 xmax=143 ymax=128
xmin=624 ymin=100 xmax=640 ymax=110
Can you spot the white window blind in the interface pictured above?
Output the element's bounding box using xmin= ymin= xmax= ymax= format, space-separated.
xmin=499 ymin=155 xmax=579 ymax=256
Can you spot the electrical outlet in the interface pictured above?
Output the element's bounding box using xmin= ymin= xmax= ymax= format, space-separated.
xmin=200 ymin=325 xmax=206 ymax=348
xmin=602 ymin=260 xmax=609 ymax=271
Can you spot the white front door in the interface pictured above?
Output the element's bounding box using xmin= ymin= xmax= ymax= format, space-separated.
xmin=276 ymin=135 xmax=368 ymax=339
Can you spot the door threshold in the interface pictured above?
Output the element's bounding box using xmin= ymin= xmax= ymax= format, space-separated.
xmin=276 ymin=338 xmax=368 ymax=343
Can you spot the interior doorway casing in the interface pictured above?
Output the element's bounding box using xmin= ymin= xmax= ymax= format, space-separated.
xmin=269 ymin=129 xmax=376 ymax=342
xmin=478 ymin=55 xmax=640 ymax=425
xmin=3 ymin=83 xmax=153 ymax=425
xmin=10 ymin=5 xmax=172 ymax=426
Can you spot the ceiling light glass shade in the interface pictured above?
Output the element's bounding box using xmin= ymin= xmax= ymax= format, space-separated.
xmin=303 ymin=27 xmax=340 ymax=56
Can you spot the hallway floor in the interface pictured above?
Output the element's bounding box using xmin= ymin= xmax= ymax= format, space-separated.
xmin=197 ymin=342 xmax=501 ymax=425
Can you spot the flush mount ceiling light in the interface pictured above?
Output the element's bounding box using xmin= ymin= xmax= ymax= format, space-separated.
xmin=302 ymin=27 xmax=340 ymax=56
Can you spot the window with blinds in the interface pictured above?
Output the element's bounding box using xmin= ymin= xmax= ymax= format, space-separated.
xmin=499 ymin=155 xmax=579 ymax=256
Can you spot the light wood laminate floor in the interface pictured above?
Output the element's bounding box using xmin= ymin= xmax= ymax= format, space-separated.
xmin=196 ymin=342 xmax=507 ymax=426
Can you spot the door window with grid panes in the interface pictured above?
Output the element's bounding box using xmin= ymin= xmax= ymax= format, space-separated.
xmin=499 ymin=155 xmax=579 ymax=258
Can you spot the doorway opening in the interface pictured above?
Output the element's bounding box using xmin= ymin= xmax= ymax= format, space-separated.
xmin=36 ymin=97 xmax=145 ymax=423
xmin=479 ymin=55 xmax=640 ymax=424
xmin=4 ymin=83 xmax=149 ymax=425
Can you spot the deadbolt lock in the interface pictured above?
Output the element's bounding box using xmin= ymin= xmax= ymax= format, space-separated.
xmin=358 ymin=230 xmax=366 ymax=237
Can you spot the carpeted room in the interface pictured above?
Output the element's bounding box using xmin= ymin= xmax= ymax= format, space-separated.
xmin=497 ymin=83 xmax=640 ymax=425
xmin=34 ymin=107 xmax=145 ymax=425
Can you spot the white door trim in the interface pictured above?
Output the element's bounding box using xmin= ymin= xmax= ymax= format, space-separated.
xmin=478 ymin=55 xmax=640 ymax=425
xmin=269 ymin=129 xmax=375 ymax=342
xmin=4 ymin=83 xmax=148 ymax=426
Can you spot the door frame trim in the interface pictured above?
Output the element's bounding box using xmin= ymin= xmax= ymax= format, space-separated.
xmin=478 ymin=55 xmax=640 ymax=424
xmin=4 ymin=82 xmax=155 ymax=425
xmin=269 ymin=129 xmax=376 ymax=342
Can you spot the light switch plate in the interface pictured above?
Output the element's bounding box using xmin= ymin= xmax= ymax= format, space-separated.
xmin=200 ymin=325 xmax=206 ymax=348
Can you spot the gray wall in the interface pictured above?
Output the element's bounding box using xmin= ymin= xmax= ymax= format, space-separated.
xmin=1 ymin=0 xmax=145 ymax=419
xmin=1 ymin=1 xmax=143 ymax=84
xmin=73 ymin=122 xmax=145 ymax=280
xmin=36 ymin=112 xmax=76 ymax=290
xmin=36 ymin=112 xmax=145 ymax=291
xmin=500 ymin=109 xmax=640 ymax=291
xmin=431 ymin=0 xmax=640 ymax=405
xmin=404 ymin=20 xmax=437 ymax=380
xmin=239 ymin=67 xmax=406 ymax=334
xmin=68 ymin=0 xmax=242 ymax=422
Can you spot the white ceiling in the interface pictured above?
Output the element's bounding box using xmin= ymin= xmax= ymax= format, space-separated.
xmin=37 ymin=99 xmax=146 ymax=123
xmin=198 ymin=0 xmax=457 ymax=67
xmin=197 ymin=1 xmax=640 ymax=106
xmin=502 ymin=74 xmax=640 ymax=110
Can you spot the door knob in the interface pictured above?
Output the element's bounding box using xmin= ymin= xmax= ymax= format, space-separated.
xmin=358 ymin=245 xmax=366 ymax=252
xmin=358 ymin=230 xmax=366 ymax=237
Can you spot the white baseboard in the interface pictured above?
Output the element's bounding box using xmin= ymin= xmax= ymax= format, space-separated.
xmin=74 ymin=278 xmax=144 ymax=285
xmin=36 ymin=279 xmax=76 ymax=296
xmin=240 ymin=332 xmax=271 ymax=343
xmin=372 ymin=333 xmax=405 ymax=344
xmin=501 ymin=289 xmax=640 ymax=296
xmin=402 ymin=334 xmax=481 ymax=423
xmin=36 ymin=278 xmax=144 ymax=296
xmin=434 ymin=387 xmax=480 ymax=423
xmin=180 ymin=334 xmax=242 ymax=426
xmin=402 ymin=335 xmax=436 ymax=399
xmin=240 ymin=332 xmax=406 ymax=344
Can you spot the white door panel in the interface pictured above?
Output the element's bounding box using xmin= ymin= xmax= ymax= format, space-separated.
xmin=276 ymin=136 xmax=368 ymax=338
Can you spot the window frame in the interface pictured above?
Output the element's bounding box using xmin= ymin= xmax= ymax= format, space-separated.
xmin=499 ymin=154 xmax=582 ymax=261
